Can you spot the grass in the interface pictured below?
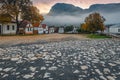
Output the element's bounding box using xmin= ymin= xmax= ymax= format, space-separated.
xmin=87 ymin=34 xmax=111 ymax=39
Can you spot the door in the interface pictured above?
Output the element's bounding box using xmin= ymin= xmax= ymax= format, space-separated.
xmin=0 ymin=25 xmax=1 ymax=34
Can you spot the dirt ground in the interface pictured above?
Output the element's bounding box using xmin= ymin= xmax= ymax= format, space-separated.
xmin=0 ymin=34 xmax=88 ymax=47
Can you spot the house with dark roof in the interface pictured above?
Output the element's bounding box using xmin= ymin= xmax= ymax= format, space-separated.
xmin=41 ymin=24 xmax=48 ymax=34
xmin=18 ymin=20 xmax=33 ymax=34
xmin=0 ymin=22 xmax=17 ymax=35
xmin=33 ymin=23 xmax=49 ymax=34
xmin=33 ymin=23 xmax=41 ymax=34
xmin=48 ymin=26 xmax=55 ymax=34
xmin=108 ymin=24 xmax=120 ymax=34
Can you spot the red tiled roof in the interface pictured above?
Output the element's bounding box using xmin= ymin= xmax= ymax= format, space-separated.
xmin=33 ymin=23 xmax=40 ymax=27
xmin=19 ymin=20 xmax=32 ymax=28
xmin=42 ymin=24 xmax=46 ymax=29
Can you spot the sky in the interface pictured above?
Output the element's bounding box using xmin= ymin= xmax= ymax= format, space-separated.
xmin=33 ymin=0 xmax=120 ymax=14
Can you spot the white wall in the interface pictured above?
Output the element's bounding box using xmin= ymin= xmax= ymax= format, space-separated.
xmin=49 ymin=28 xmax=54 ymax=33
xmin=38 ymin=28 xmax=44 ymax=34
xmin=109 ymin=27 xmax=120 ymax=34
xmin=59 ymin=28 xmax=64 ymax=33
xmin=0 ymin=23 xmax=17 ymax=34
xmin=25 ymin=27 xmax=33 ymax=33
xmin=26 ymin=24 xmax=33 ymax=27
xmin=43 ymin=26 xmax=48 ymax=34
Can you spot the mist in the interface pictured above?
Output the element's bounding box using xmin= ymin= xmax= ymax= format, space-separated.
xmin=43 ymin=12 xmax=120 ymax=26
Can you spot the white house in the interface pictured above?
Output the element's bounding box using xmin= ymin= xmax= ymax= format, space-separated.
xmin=0 ymin=22 xmax=17 ymax=35
xmin=33 ymin=23 xmax=42 ymax=34
xmin=19 ymin=20 xmax=33 ymax=34
xmin=48 ymin=26 xmax=55 ymax=34
xmin=33 ymin=23 xmax=48 ymax=34
xmin=58 ymin=27 xmax=64 ymax=33
xmin=41 ymin=24 xmax=48 ymax=34
xmin=72 ymin=26 xmax=78 ymax=33
xmin=107 ymin=24 xmax=120 ymax=34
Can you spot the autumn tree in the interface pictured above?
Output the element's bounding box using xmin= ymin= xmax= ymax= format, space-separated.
xmin=0 ymin=0 xmax=44 ymax=33
xmin=0 ymin=13 xmax=12 ymax=23
xmin=0 ymin=0 xmax=32 ymax=24
xmin=0 ymin=13 xmax=12 ymax=31
xmin=81 ymin=12 xmax=105 ymax=33
xmin=21 ymin=6 xmax=44 ymax=25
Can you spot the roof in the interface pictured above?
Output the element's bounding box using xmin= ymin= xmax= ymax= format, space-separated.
xmin=19 ymin=20 xmax=32 ymax=28
xmin=110 ymin=24 xmax=120 ymax=28
xmin=42 ymin=24 xmax=46 ymax=29
xmin=33 ymin=23 xmax=40 ymax=27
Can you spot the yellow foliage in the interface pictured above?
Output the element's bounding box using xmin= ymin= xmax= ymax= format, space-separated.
xmin=83 ymin=12 xmax=105 ymax=33
xmin=0 ymin=13 xmax=12 ymax=23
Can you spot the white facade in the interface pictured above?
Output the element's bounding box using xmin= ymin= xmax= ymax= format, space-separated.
xmin=58 ymin=28 xmax=64 ymax=33
xmin=108 ymin=24 xmax=120 ymax=34
xmin=25 ymin=24 xmax=33 ymax=34
xmin=0 ymin=23 xmax=17 ymax=35
xmin=25 ymin=27 xmax=33 ymax=33
xmin=49 ymin=27 xmax=54 ymax=34
xmin=43 ymin=26 xmax=48 ymax=34
xmin=109 ymin=27 xmax=120 ymax=34
xmin=38 ymin=28 xmax=44 ymax=34
xmin=73 ymin=27 xmax=78 ymax=33
xmin=33 ymin=27 xmax=44 ymax=34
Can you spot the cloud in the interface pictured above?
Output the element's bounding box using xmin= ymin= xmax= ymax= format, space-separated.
xmin=42 ymin=12 xmax=120 ymax=26
xmin=43 ymin=14 xmax=88 ymax=26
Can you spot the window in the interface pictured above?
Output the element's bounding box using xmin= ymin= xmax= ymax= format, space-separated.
xmin=30 ymin=28 xmax=31 ymax=31
xmin=0 ymin=25 xmax=1 ymax=34
xmin=12 ymin=25 xmax=15 ymax=30
xmin=118 ymin=29 xmax=120 ymax=32
xmin=29 ymin=28 xmax=32 ymax=31
xmin=27 ymin=28 xmax=32 ymax=31
xmin=27 ymin=28 xmax=29 ymax=31
xmin=7 ymin=25 xmax=10 ymax=30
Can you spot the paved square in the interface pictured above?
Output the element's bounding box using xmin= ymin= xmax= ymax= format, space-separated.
xmin=0 ymin=39 xmax=120 ymax=80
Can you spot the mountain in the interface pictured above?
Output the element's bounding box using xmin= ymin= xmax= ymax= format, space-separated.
xmin=48 ymin=3 xmax=120 ymax=15
xmin=48 ymin=3 xmax=83 ymax=15
xmin=43 ymin=3 xmax=120 ymax=26
xmin=88 ymin=3 xmax=120 ymax=13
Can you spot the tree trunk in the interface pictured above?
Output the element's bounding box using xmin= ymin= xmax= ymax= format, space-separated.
xmin=16 ymin=15 xmax=19 ymax=34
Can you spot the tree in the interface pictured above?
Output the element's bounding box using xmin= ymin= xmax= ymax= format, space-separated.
xmin=0 ymin=13 xmax=12 ymax=23
xmin=64 ymin=25 xmax=74 ymax=32
xmin=82 ymin=12 xmax=105 ymax=33
xmin=0 ymin=0 xmax=44 ymax=34
xmin=21 ymin=6 xmax=44 ymax=25
xmin=81 ymin=23 xmax=88 ymax=32
xmin=0 ymin=0 xmax=32 ymax=33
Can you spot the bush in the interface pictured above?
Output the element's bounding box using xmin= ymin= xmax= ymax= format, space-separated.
xmin=64 ymin=25 xmax=74 ymax=32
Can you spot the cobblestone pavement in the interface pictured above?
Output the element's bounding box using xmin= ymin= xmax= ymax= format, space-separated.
xmin=0 ymin=39 xmax=120 ymax=80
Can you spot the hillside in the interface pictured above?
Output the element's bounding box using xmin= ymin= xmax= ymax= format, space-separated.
xmin=48 ymin=3 xmax=120 ymax=15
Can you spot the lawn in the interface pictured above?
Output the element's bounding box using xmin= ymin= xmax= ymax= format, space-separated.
xmin=87 ymin=34 xmax=111 ymax=39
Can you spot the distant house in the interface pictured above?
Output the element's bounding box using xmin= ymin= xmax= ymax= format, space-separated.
xmin=48 ymin=26 xmax=55 ymax=34
xmin=106 ymin=24 xmax=120 ymax=34
xmin=33 ymin=23 xmax=48 ymax=34
xmin=58 ymin=26 xmax=64 ymax=33
xmin=54 ymin=27 xmax=59 ymax=33
xmin=33 ymin=23 xmax=41 ymax=34
xmin=41 ymin=24 xmax=48 ymax=34
xmin=19 ymin=20 xmax=33 ymax=34
xmin=0 ymin=22 xmax=17 ymax=35
xmin=72 ymin=26 xmax=78 ymax=33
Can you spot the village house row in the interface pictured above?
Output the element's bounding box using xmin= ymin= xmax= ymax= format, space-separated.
xmin=0 ymin=20 xmax=64 ymax=35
